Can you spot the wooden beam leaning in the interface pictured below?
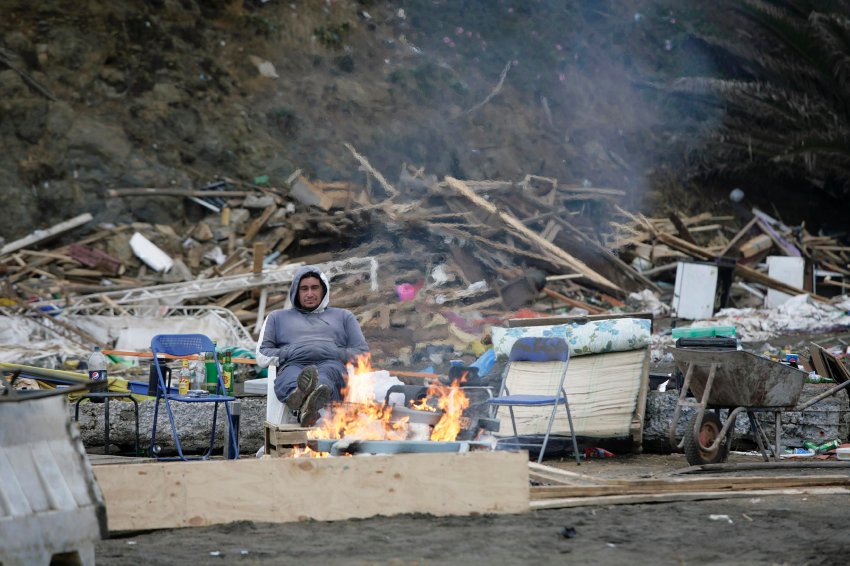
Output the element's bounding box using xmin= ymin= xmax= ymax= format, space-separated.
xmin=443 ymin=177 xmax=622 ymax=295
xmin=735 ymin=264 xmax=829 ymax=303
xmin=93 ymin=451 xmax=529 ymax=531
xmin=1 ymin=213 xmax=94 ymax=257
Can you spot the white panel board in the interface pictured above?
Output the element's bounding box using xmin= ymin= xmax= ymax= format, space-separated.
xmin=672 ymin=262 xmax=718 ymax=320
xmin=766 ymin=256 xmax=806 ymax=308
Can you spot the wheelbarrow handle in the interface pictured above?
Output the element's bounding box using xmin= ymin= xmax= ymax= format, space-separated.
xmin=795 ymin=378 xmax=850 ymax=412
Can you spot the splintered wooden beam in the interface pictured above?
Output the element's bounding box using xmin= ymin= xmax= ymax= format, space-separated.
xmin=656 ymin=232 xmax=715 ymax=261
xmin=0 ymin=213 xmax=93 ymax=256
xmin=93 ymin=451 xmax=529 ymax=531
xmin=243 ymin=205 xmax=277 ymax=243
xmin=735 ymin=264 xmax=829 ymax=303
xmin=444 ymin=177 xmax=622 ymax=295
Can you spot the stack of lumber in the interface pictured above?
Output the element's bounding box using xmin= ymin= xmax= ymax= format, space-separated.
xmin=528 ymin=463 xmax=850 ymax=508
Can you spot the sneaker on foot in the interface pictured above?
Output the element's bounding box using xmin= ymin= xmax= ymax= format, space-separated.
xmin=299 ymin=384 xmax=330 ymax=427
xmin=284 ymin=365 xmax=319 ymax=411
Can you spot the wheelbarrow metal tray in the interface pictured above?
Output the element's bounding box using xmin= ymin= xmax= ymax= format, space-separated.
xmin=671 ymin=348 xmax=806 ymax=408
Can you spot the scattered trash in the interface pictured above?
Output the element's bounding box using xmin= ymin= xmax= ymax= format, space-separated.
xmin=709 ymin=514 xmax=734 ymax=524
xmin=559 ymin=526 xmax=577 ymax=539
xmin=584 ymin=447 xmax=615 ymax=458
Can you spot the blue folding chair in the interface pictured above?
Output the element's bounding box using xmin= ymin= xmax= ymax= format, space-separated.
xmin=487 ymin=336 xmax=581 ymax=464
xmin=150 ymin=334 xmax=238 ymax=460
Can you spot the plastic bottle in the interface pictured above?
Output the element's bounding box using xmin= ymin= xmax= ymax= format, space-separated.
xmin=178 ymin=360 xmax=191 ymax=396
xmin=222 ymin=350 xmax=234 ymax=395
xmin=191 ymin=360 xmax=205 ymax=392
xmin=87 ymin=346 xmax=109 ymax=383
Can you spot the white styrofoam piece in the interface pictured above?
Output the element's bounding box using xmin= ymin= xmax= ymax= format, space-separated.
xmin=766 ymin=256 xmax=806 ymax=308
xmin=672 ymin=261 xmax=718 ymax=320
xmin=129 ymin=232 xmax=174 ymax=272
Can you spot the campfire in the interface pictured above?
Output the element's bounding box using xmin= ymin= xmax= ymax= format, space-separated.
xmin=293 ymin=354 xmax=470 ymax=457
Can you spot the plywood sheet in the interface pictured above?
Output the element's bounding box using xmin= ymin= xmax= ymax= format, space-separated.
xmin=94 ymin=451 xmax=529 ymax=531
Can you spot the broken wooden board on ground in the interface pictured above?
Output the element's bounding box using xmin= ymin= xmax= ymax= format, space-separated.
xmin=527 ymin=462 xmax=850 ymax=508
xmin=93 ymin=450 xmax=529 ymax=531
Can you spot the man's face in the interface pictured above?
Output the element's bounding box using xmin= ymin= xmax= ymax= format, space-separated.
xmin=297 ymin=276 xmax=325 ymax=310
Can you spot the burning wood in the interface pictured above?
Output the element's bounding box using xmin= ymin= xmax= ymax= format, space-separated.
xmin=295 ymin=354 xmax=471 ymax=457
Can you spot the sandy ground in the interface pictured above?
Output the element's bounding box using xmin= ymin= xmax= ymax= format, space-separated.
xmin=95 ymin=452 xmax=850 ymax=566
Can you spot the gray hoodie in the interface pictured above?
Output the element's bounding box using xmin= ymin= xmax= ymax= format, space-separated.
xmin=258 ymin=265 xmax=369 ymax=368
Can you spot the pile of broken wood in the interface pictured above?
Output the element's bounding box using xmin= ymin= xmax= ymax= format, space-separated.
xmin=610 ymin=206 xmax=850 ymax=306
xmin=1 ymin=145 xmax=847 ymax=366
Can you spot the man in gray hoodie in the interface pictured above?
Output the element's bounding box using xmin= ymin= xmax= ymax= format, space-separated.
xmin=258 ymin=265 xmax=369 ymax=426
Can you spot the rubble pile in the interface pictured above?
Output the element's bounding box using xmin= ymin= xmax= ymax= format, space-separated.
xmin=3 ymin=148 xmax=850 ymax=372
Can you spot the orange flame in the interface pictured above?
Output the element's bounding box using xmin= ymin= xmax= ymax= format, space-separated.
xmin=408 ymin=397 xmax=437 ymax=411
xmin=292 ymin=354 xmax=470 ymax=457
xmin=426 ymin=380 xmax=470 ymax=441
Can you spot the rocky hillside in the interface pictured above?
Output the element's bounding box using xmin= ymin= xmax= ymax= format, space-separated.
xmin=0 ymin=0 xmax=842 ymax=243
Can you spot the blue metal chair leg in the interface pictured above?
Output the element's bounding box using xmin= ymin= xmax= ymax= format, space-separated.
xmin=539 ymin=400 xmax=560 ymax=464
xmin=163 ymin=396 xmax=187 ymax=460
xmin=561 ymin=389 xmax=581 ymax=465
xmin=150 ymin=395 xmax=161 ymax=456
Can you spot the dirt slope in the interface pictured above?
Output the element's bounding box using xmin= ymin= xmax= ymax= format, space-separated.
xmin=2 ymin=0 xmax=728 ymax=242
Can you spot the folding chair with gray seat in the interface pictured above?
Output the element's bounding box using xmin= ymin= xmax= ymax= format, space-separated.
xmin=487 ymin=336 xmax=581 ymax=464
xmin=150 ymin=333 xmax=238 ymax=460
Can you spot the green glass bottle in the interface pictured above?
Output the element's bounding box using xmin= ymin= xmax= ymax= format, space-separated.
xmin=205 ymin=342 xmax=219 ymax=394
xmin=222 ymin=350 xmax=235 ymax=395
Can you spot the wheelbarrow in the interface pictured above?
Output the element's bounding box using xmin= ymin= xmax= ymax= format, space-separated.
xmin=668 ymin=347 xmax=850 ymax=465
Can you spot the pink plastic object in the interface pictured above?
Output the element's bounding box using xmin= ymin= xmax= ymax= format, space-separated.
xmin=396 ymin=283 xmax=418 ymax=302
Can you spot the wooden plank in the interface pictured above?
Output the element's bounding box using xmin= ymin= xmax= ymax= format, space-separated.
xmin=809 ymin=343 xmax=831 ymax=381
xmin=739 ymin=234 xmax=773 ymax=258
xmin=530 ymin=487 xmax=850 ymax=509
xmin=719 ymin=216 xmax=758 ymax=257
xmin=736 ymin=264 xmax=829 ymax=303
xmin=444 ymin=177 xmax=622 ymax=295
xmin=530 ymin=475 xmax=850 ymax=499
xmin=656 ymin=232 xmax=715 ymax=261
xmin=527 ymin=462 xmax=617 ymax=486
xmin=243 ymin=205 xmax=277 ymax=243
xmin=252 ymin=242 xmax=265 ymax=275
xmin=630 ymin=348 xmax=651 ymax=450
xmin=0 ymin=213 xmax=93 ymax=256
xmin=93 ymin=451 xmax=529 ymax=531
xmin=541 ymin=288 xmax=607 ymax=315
xmin=668 ymin=212 xmax=696 ymax=244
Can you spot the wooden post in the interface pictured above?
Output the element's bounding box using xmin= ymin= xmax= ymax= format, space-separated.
xmin=252 ymin=242 xmax=265 ymax=275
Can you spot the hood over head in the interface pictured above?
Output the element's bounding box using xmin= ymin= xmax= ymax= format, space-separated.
xmin=289 ymin=264 xmax=330 ymax=313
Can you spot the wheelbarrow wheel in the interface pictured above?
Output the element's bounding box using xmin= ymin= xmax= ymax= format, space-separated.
xmin=683 ymin=411 xmax=731 ymax=466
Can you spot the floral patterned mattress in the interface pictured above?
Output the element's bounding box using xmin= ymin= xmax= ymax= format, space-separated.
xmin=492 ymin=317 xmax=652 ymax=359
